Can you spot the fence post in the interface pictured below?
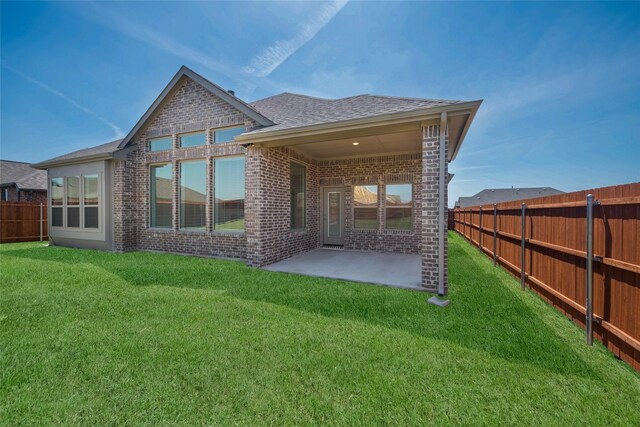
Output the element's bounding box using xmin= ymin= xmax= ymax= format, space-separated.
xmin=479 ymin=208 xmax=483 ymax=251
xmin=493 ymin=204 xmax=497 ymax=266
xmin=39 ymin=203 xmax=43 ymax=242
xmin=521 ymin=203 xmax=526 ymax=290
xmin=586 ymin=194 xmax=594 ymax=346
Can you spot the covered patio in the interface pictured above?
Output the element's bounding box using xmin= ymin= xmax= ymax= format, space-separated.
xmin=263 ymin=248 xmax=422 ymax=290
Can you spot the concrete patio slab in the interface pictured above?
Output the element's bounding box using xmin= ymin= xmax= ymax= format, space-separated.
xmin=263 ymin=248 xmax=423 ymax=291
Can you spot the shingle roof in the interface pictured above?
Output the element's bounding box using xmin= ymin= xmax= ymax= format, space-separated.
xmin=0 ymin=160 xmax=48 ymax=190
xmin=247 ymin=92 xmax=468 ymax=134
xmin=34 ymin=139 xmax=124 ymax=168
xmin=456 ymin=187 xmax=565 ymax=208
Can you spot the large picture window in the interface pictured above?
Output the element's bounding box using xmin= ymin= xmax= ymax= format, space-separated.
xmin=214 ymin=127 xmax=244 ymax=144
xmin=214 ymin=157 xmax=244 ymax=230
xmin=290 ymin=162 xmax=306 ymax=229
xmin=150 ymin=163 xmax=173 ymax=228
xmin=385 ymin=184 xmax=413 ymax=230
xmin=180 ymin=161 xmax=207 ymax=229
xmin=179 ymin=132 xmax=206 ymax=148
xmin=50 ymin=174 xmax=101 ymax=229
xmin=149 ymin=136 xmax=173 ymax=152
xmin=354 ymin=185 xmax=378 ymax=229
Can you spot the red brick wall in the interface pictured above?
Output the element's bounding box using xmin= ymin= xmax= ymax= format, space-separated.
xmin=245 ymin=146 xmax=319 ymax=266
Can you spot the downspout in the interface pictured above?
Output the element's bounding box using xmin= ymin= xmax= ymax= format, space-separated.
xmin=438 ymin=112 xmax=447 ymax=296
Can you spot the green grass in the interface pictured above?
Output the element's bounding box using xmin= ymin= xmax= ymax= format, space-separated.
xmin=1 ymin=232 xmax=638 ymax=425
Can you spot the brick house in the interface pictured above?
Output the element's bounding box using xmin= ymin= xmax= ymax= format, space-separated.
xmin=0 ymin=160 xmax=48 ymax=203
xmin=34 ymin=66 xmax=481 ymax=293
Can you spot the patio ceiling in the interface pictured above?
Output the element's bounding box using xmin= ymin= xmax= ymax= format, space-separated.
xmin=240 ymin=102 xmax=480 ymax=162
xmin=291 ymin=129 xmax=422 ymax=160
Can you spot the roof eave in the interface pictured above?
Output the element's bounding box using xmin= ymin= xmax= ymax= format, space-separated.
xmin=236 ymin=100 xmax=482 ymax=145
xmin=32 ymin=153 xmax=115 ymax=169
xmin=449 ymin=99 xmax=483 ymax=162
xmin=117 ymin=66 xmax=275 ymax=149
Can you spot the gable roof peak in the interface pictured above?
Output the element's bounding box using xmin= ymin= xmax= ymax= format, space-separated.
xmin=118 ymin=66 xmax=275 ymax=148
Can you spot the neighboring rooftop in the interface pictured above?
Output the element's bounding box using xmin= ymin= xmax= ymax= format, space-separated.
xmin=0 ymin=160 xmax=47 ymax=190
xmin=455 ymin=187 xmax=565 ymax=208
xmin=248 ymin=92 xmax=469 ymax=134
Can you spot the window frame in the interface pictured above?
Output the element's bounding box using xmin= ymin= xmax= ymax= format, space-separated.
xmin=49 ymin=174 xmax=102 ymax=231
xmin=179 ymin=159 xmax=207 ymax=231
xmin=148 ymin=136 xmax=174 ymax=152
xmin=213 ymin=126 xmax=244 ymax=144
xmin=213 ymin=156 xmax=245 ymax=232
xmin=149 ymin=162 xmax=174 ymax=229
xmin=290 ymin=161 xmax=307 ymax=230
xmin=178 ymin=131 xmax=207 ymax=149
xmin=353 ymin=184 xmax=379 ymax=230
xmin=384 ymin=183 xmax=413 ymax=231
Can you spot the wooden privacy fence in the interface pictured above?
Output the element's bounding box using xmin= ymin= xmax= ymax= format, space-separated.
xmin=450 ymin=182 xmax=640 ymax=372
xmin=0 ymin=202 xmax=48 ymax=243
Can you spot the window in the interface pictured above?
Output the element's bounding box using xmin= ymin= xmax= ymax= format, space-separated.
xmin=354 ymin=185 xmax=378 ymax=229
xmin=1 ymin=188 xmax=8 ymax=201
xmin=385 ymin=184 xmax=413 ymax=230
xmin=214 ymin=157 xmax=244 ymax=230
xmin=83 ymin=174 xmax=99 ymax=228
xmin=51 ymin=178 xmax=63 ymax=227
xmin=50 ymin=175 xmax=100 ymax=229
xmin=179 ymin=132 xmax=206 ymax=148
xmin=290 ymin=162 xmax=306 ymax=229
xmin=150 ymin=164 xmax=173 ymax=228
xmin=149 ymin=136 xmax=173 ymax=152
xmin=214 ymin=127 xmax=244 ymax=144
xmin=66 ymin=176 xmax=80 ymax=228
xmin=180 ymin=161 xmax=207 ymax=230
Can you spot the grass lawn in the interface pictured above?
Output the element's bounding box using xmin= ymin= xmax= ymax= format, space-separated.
xmin=1 ymin=233 xmax=638 ymax=425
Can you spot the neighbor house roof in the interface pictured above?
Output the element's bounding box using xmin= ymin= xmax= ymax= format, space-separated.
xmin=0 ymin=160 xmax=48 ymax=190
xmin=247 ymin=92 xmax=469 ymax=135
xmin=455 ymin=187 xmax=565 ymax=208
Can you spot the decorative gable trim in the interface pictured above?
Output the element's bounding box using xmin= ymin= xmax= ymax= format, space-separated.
xmin=118 ymin=66 xmax=275 ymax=149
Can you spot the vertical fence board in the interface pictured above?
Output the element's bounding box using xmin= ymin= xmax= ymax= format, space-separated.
xmin=450 ymin=182 xmax=640 ymax=373
xmin=0 ymin=202 xmax=49 ymax=243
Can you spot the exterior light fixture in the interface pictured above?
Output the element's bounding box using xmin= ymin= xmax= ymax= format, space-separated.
xmin=352 ymin=141 xmax=360 ymax=146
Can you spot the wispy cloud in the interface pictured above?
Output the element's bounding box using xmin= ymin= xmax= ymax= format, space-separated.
xmin=78 ymin=3 xmax=237 ymax=81
xmin=3 ymin=64 xmax=124 ymax=138
xmin=244 ymin=0 xmax=348 ymax=77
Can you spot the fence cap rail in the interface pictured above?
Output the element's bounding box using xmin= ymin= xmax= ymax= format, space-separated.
xmin=450 ymin=194 xmax=639 ymax=211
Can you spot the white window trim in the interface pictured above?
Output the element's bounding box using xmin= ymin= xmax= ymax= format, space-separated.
xmin=49 ymin=173 xmax=103 ymax=233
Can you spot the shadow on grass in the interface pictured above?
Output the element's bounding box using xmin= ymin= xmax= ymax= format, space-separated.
xmin=2 ymin=235 xmax=595 ymax=378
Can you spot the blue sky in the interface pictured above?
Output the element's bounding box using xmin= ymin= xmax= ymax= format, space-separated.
xmin=1 ymin=1 xmax=638 ymax=206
